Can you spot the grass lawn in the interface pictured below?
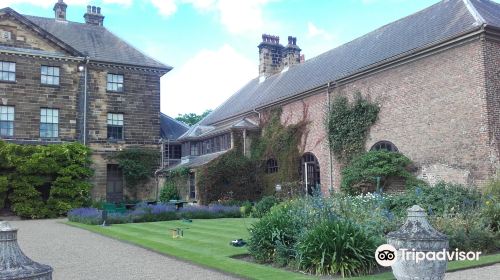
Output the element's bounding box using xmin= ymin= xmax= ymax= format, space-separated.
xmin=67 ymin=218 xmax=500 ymax=280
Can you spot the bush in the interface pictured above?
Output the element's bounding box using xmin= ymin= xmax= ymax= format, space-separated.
xmin=248 ymin=200 xmax=306 ymax=264
xmin=252 ymin=196 xmax=279 ymax=218
xmin=240 ymin=201 xmax=253 ymax=217
xmin=341 ymin=150 xmax=420 ymax=194
xmin=432 ymin=213 xmax=499 ymax=253
xmin=386 ymin=182 xmax=482 ymax=217
xmin=68 ymin=208 xmax=101 ymax=225
xmin=68 ymin=204 xmax=241 ymax=225
xmin=0 ymin=141 xmax=93 ymax=218
xmin=296 ymin=219 xmax=378 ymax=277
xmin=159 ymin=182 xmax=180 ymax=202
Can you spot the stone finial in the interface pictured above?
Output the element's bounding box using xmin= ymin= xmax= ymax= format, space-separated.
xmin=0 ymin=222 xmax=53 ymax=279
xmin=387 ymin=205 xmax=448 ymax=280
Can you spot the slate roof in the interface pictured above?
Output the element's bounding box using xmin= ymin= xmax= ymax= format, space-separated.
xmin=165 ymin=151 xmax=228 ymax=171
xmin=160 ymin=113 xmax=189 ymax=140
xmin=201 ymin=0 xmax=500 ymax=126
xmin=0 ymin=7 xmax=171 ymax=70
xmin=177 ymin=117 xmax=258 ymax=140
xmin=23 ymin=15 xmax=171 ymax=70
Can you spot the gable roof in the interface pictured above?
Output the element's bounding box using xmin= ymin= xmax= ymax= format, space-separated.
xmin=160 ymin=113 xmax=189 ymax=140
xmin=0 ymin=7 xmax=171 ymax=71
xmin=201 ymin=0 xmax=499 ymax=126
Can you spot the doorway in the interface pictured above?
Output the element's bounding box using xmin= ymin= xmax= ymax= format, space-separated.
xmin=106 ymin=164 xmax=124 ymax=203
xmin=300 ymin=153 xmax=320 ymax=195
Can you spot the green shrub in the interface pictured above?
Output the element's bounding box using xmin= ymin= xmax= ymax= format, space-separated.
xmin=240 ymin=201 xmax=253 ymax=217
xmin=432 ymin=213 xmax=499 ymax=253
xmin=341 ymin=150 xmax=420 ymax=194
xmin=296 ymin=219 xmax=378 ymax=277
xmin=159 ymin=182 xmax=180 ymax=202
xmin=0 ymin=176 xmax=8 ymax=209
xmin=0 ymin=141 xmax=93 ymax=218
xmin=481 ymin=199 xmax=500 ymax=232
xmin=248 ymin=200 xmax=306 ymax=264
xmin=252 ymin=196 xmax=279 ymax=218
xmin=386 ymin=182 xmax=482 ymax=217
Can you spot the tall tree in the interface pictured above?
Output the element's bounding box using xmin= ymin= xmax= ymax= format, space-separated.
xmin=176 ymin=109 xmax=212 ymax=126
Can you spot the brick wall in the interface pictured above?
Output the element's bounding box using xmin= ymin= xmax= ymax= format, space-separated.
xmin=274 ymin=38 xmax=497 ymax=193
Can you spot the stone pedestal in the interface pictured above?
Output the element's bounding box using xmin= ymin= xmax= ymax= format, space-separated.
xmin=0 ymin=222 xmax=53 ymax=280
xmin=387 ymin=205 xmax=448 ymax=280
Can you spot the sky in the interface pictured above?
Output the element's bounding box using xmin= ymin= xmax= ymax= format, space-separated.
xmin=2 ymin=0 xmax=485 ymax=117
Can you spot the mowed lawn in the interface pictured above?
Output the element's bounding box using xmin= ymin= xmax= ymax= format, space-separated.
xmin=68 ymin=219 xmax=500 ymax=280
xmin=67 ymin=218 xmax=316 ymax=280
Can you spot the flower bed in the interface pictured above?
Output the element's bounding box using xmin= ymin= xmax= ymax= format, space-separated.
xmin=68 ymin=203 xmax=241 ymax=225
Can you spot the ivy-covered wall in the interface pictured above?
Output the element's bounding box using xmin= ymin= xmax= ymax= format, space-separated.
xmin=0 ymin=141 xmax=93 ymax=218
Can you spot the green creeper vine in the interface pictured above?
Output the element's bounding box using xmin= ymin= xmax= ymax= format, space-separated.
xmin=250 ymin=107 xmax=308 ymax=193
xmin=326 ymin=93 xmax=379 ymax=163
xmin=113 ymin=148 xmax=159 ymax=196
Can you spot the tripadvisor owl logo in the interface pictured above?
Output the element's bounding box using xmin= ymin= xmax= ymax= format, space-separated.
xmin=375 ymin=244 xmax=397 ymax=267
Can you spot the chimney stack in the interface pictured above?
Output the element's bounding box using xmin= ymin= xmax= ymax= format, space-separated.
xmin=84 ymin=5 xmax=105 ymax=26
xmin=53 ymin=0 xmax=67 ymax=21
xmin=258 ymin=34 xmax=302 ymax=77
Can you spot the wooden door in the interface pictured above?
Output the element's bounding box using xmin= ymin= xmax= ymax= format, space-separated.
xmin=106 ymin=164 xmax=124 ymax=203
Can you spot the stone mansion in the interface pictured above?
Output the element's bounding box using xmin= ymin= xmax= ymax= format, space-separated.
xmin=0 ymin=1 xmax=171 ymax=202
xmin=168 ymin=0 xmax=500 ymax=201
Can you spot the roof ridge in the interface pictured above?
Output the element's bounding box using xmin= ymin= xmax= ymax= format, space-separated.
xmin=463 ymin=0 xmax=486 ymax=25
xmin=161 ymin=112 xmax=190 ymax=128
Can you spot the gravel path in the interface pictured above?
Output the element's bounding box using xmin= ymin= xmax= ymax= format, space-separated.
xmin=9 ymin=219 xmax=239 ymax=280
xmin=445 ymin=263 xmax=500 ymax=280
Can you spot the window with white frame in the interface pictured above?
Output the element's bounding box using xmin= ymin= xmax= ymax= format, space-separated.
xmin=0 ymin=105 xmax=14 ymax=137
xmin=41 ymin=66 xmax=60 ymax=85
xmin=107 ymin=113 xmax=124 ymax=140
xmin=107 ymin=74 xmax=124 ymax=92
xmin=0 ymin=61 xmax=15 ymax=82
xmin=40 ymin=108 xmax=59 ymax=138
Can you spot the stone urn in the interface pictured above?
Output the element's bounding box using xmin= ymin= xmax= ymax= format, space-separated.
xmin=0 ymin=222 xmax=53 ymax=280
xmin=386 ymin=205 xmax=448 ymax=280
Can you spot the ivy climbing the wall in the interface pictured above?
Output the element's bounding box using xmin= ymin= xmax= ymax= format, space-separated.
xmin=250 ymin=108 xmax=308 ymax=194
xmin=0 ymin=140 xmax=93 ymax=218
xmin=113 ymin=148 xmax=159 ymax=197
xmin=326 ymin=93 xmax=379 ymax=164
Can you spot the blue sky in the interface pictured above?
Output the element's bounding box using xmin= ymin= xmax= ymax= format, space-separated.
xmin=3 ymin=0 xmax=485 ymax=117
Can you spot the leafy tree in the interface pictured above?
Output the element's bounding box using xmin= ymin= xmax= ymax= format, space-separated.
xmin=175 ymin=109 xmax=212 ymax=126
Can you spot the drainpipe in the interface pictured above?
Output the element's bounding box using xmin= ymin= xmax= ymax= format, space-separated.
xmin=327 ymin=82 xmax=334 ymax=193
xmin=243 ymin=129 xmax=247 ymax=156
xmin=82 ymin=56 xmax=90 ymax=145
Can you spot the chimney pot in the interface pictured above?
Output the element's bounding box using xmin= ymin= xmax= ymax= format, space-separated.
xmin=87 ymin=5 xmax=91 ymax=13
xmin=92 ymin=6 xmax=97 ymax=13
xmin=97 ymin=7 xmax=101 ymax=14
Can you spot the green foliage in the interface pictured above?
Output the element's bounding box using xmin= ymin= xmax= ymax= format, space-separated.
xmin=197 ymin=150 xmax=261 ymax=204
xmin=386 ymin=182 xmax=482 ymax=217
xmin=296 ymin=219 xmax=378 ymax=277
xmin=0 ymin=176 xmax=7 ymax=209
xmin=159 ymin=182 xmax=180 ymax=202
xmin=251 ymin=196 xmax=279 ymax=218
xmin=250 ymin=108 xmax=306 ymax=188
xmin=0 ymin=141 xmax=93 ymax=218
xmin=240 ymin=201 xmax=253 ymax=217
xmin=326 ymin=94 xmax=379 ymax=163
xmin=167 ymin=167 xmax=190 ymax=178
xmin=432 ymin=212 xmax=499 ymax=253
xmin=248 ymin=200 xmax=306 ymax=264
xmin=341 ymin=150 xmax=420 ymax=194
xmin=175 ymin=109 xmax=212 ymax=126
xmin=114 ymin=148 xmax=159 ymax=194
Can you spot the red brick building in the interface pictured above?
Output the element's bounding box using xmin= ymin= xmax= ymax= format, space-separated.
xmin=169 ymin=0 xmax=500 ymax=200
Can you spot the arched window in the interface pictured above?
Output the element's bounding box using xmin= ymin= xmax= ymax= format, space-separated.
xmin=266 ymin=158 xmax=279 ymax=174
xmin=370 ymin=141 xmax=399 ymax=152
xmin=299 ymin=153 xmax=320 ymax=195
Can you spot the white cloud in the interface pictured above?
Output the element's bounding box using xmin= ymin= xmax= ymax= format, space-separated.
xmin=103 ymin=0 xmax=133 ymax=6
xmin=307 ymin=22 xmax=333 ymax=40
xmin=150 ymin=0 xmax=177 ymax=16
xmin=148 ymin=0 xmax=276 ymax=34
xmin=161 ymin=44 xmax=257 ymax=116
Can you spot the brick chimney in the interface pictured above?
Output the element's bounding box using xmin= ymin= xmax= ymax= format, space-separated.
xmin=53 ymin=0 xmax=67 ymax=21
xmin=283 ymin=36 xmax=301 ymax=68
xmin=258 ymin=34 xmax=284 ymax=77
xmin=84 ymin=5 xmax=105 ymax=26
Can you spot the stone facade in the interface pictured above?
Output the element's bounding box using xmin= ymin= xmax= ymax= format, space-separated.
xmin=0 ymin=4 xmax=169 ymax=203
